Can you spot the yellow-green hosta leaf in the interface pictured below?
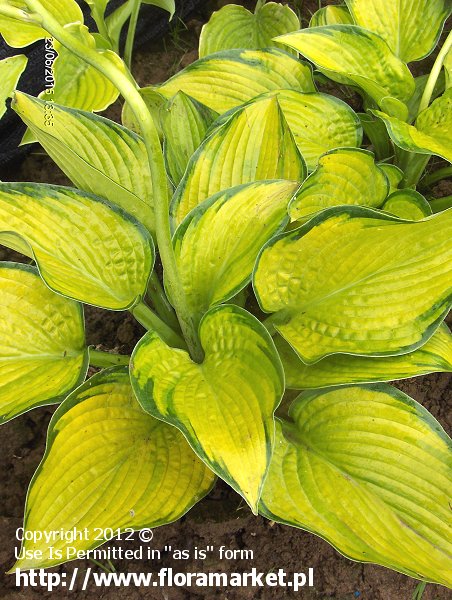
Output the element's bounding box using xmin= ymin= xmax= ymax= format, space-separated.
xmin=0 ymin=183 xmax=154 ymax=310
xmin=310 ymin=5 xmax=354 ymax=27
xmin=276 ymin=324 xmax=452 ymax=389
xmin=13 ymin=92 xmax=154 ymax=232
xmin=289 ymin=148 xmax=388 ymax=222
xmin=254 ymin=206 xmax=452 ymax=363
xmin=131 ymin=305 xmax=284 ymax=513
xmin=377 ymin=163 xmax=403 ymax=194
xmin=199 ymin=2 xmax=299 ymax=58
xmin=171 ymin=96 xmax=305 ymax=226
xmin=162 ymin=92 xmax=218 ymax=187
xmin=382 ymin=189 xmax=432 ymax=221
xmin=276 ymin=26 xmax=415 ymax=112
xmin=445 ymin=47 xmax=452 ymax=89
xmin=261 ymin=90 xmax=363 ymax=171
xmin=156 ymin=48 xmax=315 ymax=114
xmin=13 ymin=368 xmax=214 ymax=570
xmin=374 ymin=89 xmax=452 ymax=163
xmin=42 ymin=25 xmax=123 ymax=112
xmin=0 ymin=0 xmax=83 ymax=48
xmin=173 ymin=180 xmax=298 ymax=321
xmin=0 ymin=262 xmax=87 ymax=423
xmin=345 ymin=0 xmax=452 ymax=62
xmin=0 ymin=54 xmax=26 ymax=119
xmin=260 ymin=386 xmax=452 ymax=587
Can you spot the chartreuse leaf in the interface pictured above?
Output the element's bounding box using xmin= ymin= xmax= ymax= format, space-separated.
xmin=41 ymin=24 xmax=123 ymax=112
xmin=253 ymin=206 xmax=452 ymax=363
xmin=0 ymin=263 xmax=87 ymax=423
xmin=261 ymin=90 xmax=362 ymax=171
xmin=13 ymin=368 xmax=214 ymax=570
xmin=275 ymin=323 xmax=452 ymax=389
xmin=199 ymin=2 xmax=299 ymax=58
xmin=131 ymin=305 xmax=284 ymax=513
xmin=156 ymin=48 xmax=315 ymax=114
xmin=0 ymin=54 xmax=27 ymax=119
xmin=445 ymin=47 xmax=452 ymax=89
xmin=161 ymin=92 xmax=218 ymax=187
xmin=374 ymin=89 xmax=452 ymax=163
xmin=345 ymin=0 xmax=451 ymax=62
xmin=13 ymin=92 xmax=154 ymax=232
xmin=0 ymin=183 xmax=154 ymax=310
xmin=310 ymin=5 xmax=353 ymax=26
xmin=382 ymin=190 xmax=432 ymax=221
xmin=260 ymin=385 xmax=452 ymax=587
xmin=0 ymin=0 xmax=83 ymax=48
xmin=173 ymin=181 xmax=298 ymax=321
xmin=377 ymin=163 xmax=403 ymax=194
xmin=171 ymin=96 xmax=305 ymax=226
xmin=276 ymin=26 xmax=415 ymax=116
xmin=289 ymin=149 xmax=388 ymax=222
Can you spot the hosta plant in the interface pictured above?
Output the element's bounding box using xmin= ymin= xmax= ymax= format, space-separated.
xmin=0 ymin=0 xmax=452 ymax=591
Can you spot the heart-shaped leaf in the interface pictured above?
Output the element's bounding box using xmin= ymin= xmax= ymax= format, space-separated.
xmin=13 ymin=368 xmax=215 ymax=570
xmin=345 ymin=0 xmax=452 ymax=62
xmin=382 ymin=189 xmax=432 ymax=221
xmin=161 ymin=91 xmax=218 ymax=187
xmin=260 ymin=385 xmax=452 ymax=587
xmin=275 ymin=323 xmax=452 ymax=389
xmin=0 ymin=183 xmax=154 ymax=310
xmin=276 ymin=26 xmax=415 ymax=113
xmin=0 ymin=54 xmax=27 ymax=119
xmin=289 ymin=148 xmax=388 ymax=222
xmin=374 ymin=89 xmax=452 ymax=163
xmin=155 ymin=48 xmax=315 ymax=115
xmin=131 ymin=305 xmax=284 ymax=512
xmin=199 ymin=2 xmax=300 ymax=58
xmin=0 ymin=0 xmax=83 ymax=48
xmin=13 ymin=92 xmax=155 ymax=232
xmin=253 ymin=206 xmax=452 ymax=363
xmin=261 ymin=90 xmax=363 ymax=171
xmin=171 ymin=96 xmax=305 ymax=226
xmin=43 ymin=25 xmax=123 ymax=113
xmin=310 ymin=5 xmax=353 ymax=27
xmin=173 ymin=180 xmax=298 ymax=321
xmin=0 ymin=262 xmax=87 ymax=423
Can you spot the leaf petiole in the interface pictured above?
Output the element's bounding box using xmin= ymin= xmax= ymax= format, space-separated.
xmin=418 ymin=29 xmax=452 ymax=114
xmin=89 ymin=349 xmax=130 ymax=368
xmin=420 ymin=165 xmax=452 ymax=188
xmin=147 ymin=271 xmax=179 ymax=330
xmin=131 ymin=300 xmax=187 ymax=348
xmin=124 ymin=0 xmax=141 ymax=69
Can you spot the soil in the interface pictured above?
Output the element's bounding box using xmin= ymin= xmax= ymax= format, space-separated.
xmin=0 ymin=1 xmax=451 ymax=599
